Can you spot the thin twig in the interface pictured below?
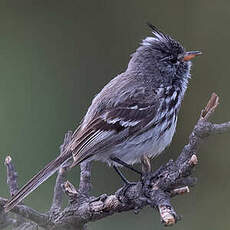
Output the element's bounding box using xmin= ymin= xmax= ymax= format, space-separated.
xmin=171 ymin=186 xmax=190 ymax=197
xmin=0 ymin=93 xmax=230 ymax=229
xmin=201 ymin=92 xmax=219 ymax=120
xmin=141 ymin=156 xmax=151 ymax=174
xmin=0 ymin=198 xmax=50 ymax=228
xmin=50 ymin=168 xmax=67 ymax=216
xmin=212 ymin=122 xmax=230 ymax=134
xmin=4 ymin=155 xmax=29 ymax=229
xmin=50 ymin=131 xmax=72 ymax=216
xmin=78 ymin=162 xmax=92 ymax=197
xmin=4 ymin=156 xmax=19 ymax=196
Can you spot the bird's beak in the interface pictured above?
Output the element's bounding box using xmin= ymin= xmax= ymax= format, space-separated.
xmin=182 ymin=51 xmax=202 ymax=61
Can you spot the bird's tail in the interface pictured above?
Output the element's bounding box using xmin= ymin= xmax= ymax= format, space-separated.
xmin=4 ymin=151 xmax=72 ymax=212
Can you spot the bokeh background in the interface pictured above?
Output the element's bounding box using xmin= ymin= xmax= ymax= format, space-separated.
xmin=0 ymin=1 xmax=229 ymax=229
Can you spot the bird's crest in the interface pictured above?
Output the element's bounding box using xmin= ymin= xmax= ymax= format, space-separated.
xmin=142 ymin=23 xmax=184 ymax=55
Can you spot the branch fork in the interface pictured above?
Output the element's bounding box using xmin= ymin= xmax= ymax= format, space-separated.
xmin=0 ymin=92 xmax=229 ymax=229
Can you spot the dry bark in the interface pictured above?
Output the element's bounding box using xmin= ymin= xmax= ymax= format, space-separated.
xmin=0 ymin=93 xmax=229 ymax=230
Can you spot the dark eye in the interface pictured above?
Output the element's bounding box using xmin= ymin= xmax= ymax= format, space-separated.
xmin=170 ymin=56 xmax=178 ymax=64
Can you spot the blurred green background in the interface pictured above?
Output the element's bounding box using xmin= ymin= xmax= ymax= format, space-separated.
xmin=0 ymin=0 xmax=229 ymax=229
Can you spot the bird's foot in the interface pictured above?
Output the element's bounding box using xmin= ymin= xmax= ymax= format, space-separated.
xmin=116 ymin=181 xmax=137 ymax=203
xmin=89 ymin=194 xmax=108 ymax=203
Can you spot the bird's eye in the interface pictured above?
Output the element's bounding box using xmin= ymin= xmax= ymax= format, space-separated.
xmin=160 ymin=55 xmax=179 ymax=64
xmin=170 ymin=56 xmax=178 ymax=64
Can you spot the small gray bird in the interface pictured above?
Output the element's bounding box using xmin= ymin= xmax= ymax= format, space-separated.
xmin=4 ymin=24 xmax=201 ymax=212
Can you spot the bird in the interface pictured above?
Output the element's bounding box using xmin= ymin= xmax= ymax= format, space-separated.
xmin=4 ymin=23 xmax=201 ymax=212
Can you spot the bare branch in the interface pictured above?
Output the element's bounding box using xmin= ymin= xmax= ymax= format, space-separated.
xmin=171 ymin=186 xmax=190 ymax=197
xmin=188 ymin=155 xmax=198 ymax=165
xmin=201 ymin=92 xmax=219 ymax=120
xmin=0 ymin=208 xmax=15 ymax=229
xmin=63 ymin=181 xmax=78 ymax=200
xmin=212 ymin=122 xmax=230 ymax=134
xmin=1 ymin=93 xmax=230 ymax=229
xmin=4 ymin=155 xmax=33 ymax=229
xmin=59 ymin=131 xmax=73 ymax=154
xmin=78 ymin=162 xmax=92 ymax=197
xmin=141 ymin=156 xmax=151 ymax=174
xmin=50 ymin=131 xmax=72 ymax=216
xmin=50 ymin=168 xmax=67 ymax=216
xmin=159 ymin=205 xmax=176 ymax=226
xmin=4 ymin=156 xmax=19 ymax=196
xmin=0 ymin=198 xmax=50 ymax=228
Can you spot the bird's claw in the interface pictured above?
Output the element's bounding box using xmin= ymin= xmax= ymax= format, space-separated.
xmin=89 ymin=194 xmax=108 ymax=203
xmin=116 ymin=182 xmax=137 ymax=203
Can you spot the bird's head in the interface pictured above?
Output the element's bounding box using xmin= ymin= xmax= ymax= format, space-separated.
xmin=127 ymin=23 xmax=202 ymax=87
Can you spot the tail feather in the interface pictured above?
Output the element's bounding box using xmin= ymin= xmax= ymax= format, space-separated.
xmin=4 ymin=152 xmax=72 ymax=212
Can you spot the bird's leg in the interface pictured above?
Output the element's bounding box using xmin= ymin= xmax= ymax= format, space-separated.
xmin=140 ymin=156 xmax=153 ymax=194
xmin=141 ymin=156 xmax=152 ymax=174
xmin=113 ymin=166 xmax=131 ymax=184
xmin=111 ymin=157 xmax=143 ymax=202
xmin=91 ymin=166 xmax=133 ymax=204
xmin=110 ymin=157 xmax=142 ymax=176
xmin=113 ymin=165 xmax=136 ymax=202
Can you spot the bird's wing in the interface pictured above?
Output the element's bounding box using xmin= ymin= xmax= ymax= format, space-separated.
xmin=70 ymin=91 xmax=161 ymax=166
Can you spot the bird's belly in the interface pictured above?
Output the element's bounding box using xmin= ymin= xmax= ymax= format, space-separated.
xmin=103 ymin=118 xmax=177 ymax=166
xmin=147 ymin=119 xmax=177 ymax=158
